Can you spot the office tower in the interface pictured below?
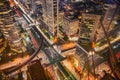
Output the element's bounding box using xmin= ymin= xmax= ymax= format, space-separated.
xmin=41 ymin=0 xmax=59 ymax=36
xmin=80 ymin=13 xmax=100 ymax=41
xmin=97 ymin=5 xmax=118 ymax=41
xmin=62 ymin=16 xmax=79 ymax=39
xmin=0 ymin=1 xmax=26 ymax=53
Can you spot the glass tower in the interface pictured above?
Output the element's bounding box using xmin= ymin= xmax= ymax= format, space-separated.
xmin=41 ymin=0 xmax=59 ymax=36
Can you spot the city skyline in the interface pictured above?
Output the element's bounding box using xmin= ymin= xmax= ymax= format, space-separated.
xmin=0 ymin=0 xmax=120 ymax=80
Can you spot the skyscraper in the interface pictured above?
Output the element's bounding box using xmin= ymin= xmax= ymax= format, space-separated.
xmin=80 ymin=13 xmax=101 ymax=41
xmin=62 ymin=16 xmax=79 ymax=38
xmin=97 ymin=5 xmax=118 ymax=41
xmin=41 ymin=0 xmax=59 ymax=36
xmin=0 ymin=0 xmax=26 ymax=53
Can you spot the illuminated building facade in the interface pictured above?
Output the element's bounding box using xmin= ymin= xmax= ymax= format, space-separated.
xmin=63 ymin=16 xmax=79 ymax=38
xmin=41 ymin=0 xmax=59 ymax=36
xmin=0 ymin=32 xmax=7 ymax=54
xmin=80 ymin=13 xmax=100 ymax=41
xmin=0 ymin=1 xmax=26 ymax=53
xmin=97 ymin=5 xmax=119 ymax=41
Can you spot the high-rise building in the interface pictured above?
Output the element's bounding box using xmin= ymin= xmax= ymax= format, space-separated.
xmin=41 ymin=0 xmax=59 ymax=36
xmin=79 ymin=13 xmax=101 ymax=41
xmin=0 ymin=0 xmax=26 ymax=53
xmin=97 ymin=5 xmax=118 ymax=41
xmin=62 ymin=16 xmax=79 ymax=39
